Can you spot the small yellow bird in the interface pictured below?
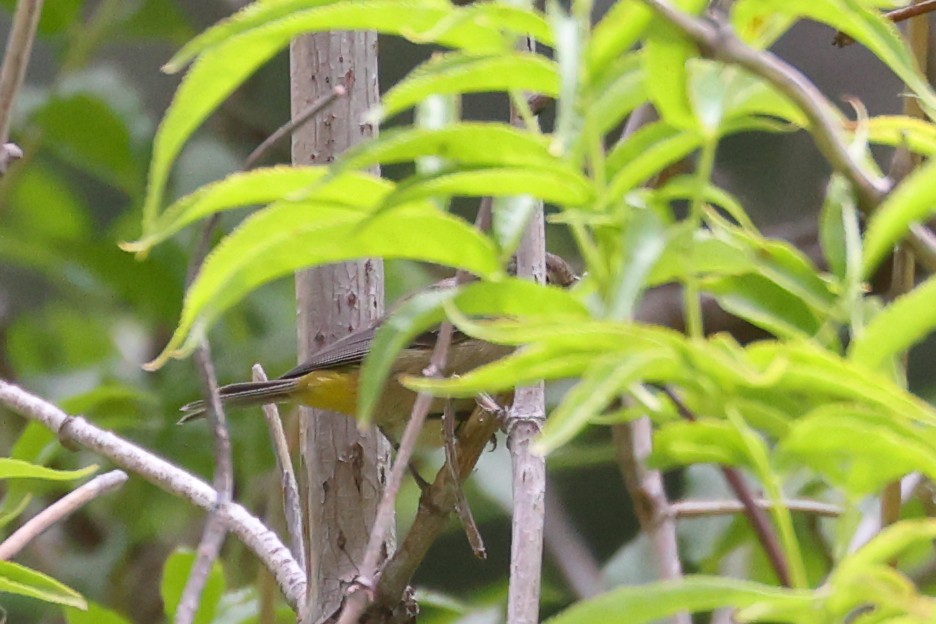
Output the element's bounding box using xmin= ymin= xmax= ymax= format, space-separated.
xmin=178 ymin=254 xmax=576 ymax=443
xmin=178 ymin=323 xmax=513 ymax=444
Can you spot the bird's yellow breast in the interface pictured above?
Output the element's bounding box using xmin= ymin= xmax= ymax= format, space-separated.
xmin=292 ymin=369 xmax=360 ymax=416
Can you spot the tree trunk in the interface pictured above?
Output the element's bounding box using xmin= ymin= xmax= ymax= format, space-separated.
xmin=290 ymin=30 xmax=391 ymax=624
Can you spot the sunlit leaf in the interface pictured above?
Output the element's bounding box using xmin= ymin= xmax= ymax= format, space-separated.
xmin=863 ymin=155 xmax=936 ymax=276
xmin=378 ymin=52 xmax=559 ymax=121
xmin=703 ymin=273 xmax=821 ymax=339
xmin=125 ymin=167 xmax=387 ymax=253
xmin=776 ymin=405 xmax=936 ymax=497
xmin=0 ymin=560 xmax=86 ymax=609
xmin=359 ymin=279 xmax=587 ymax=424
xmin=651 ymin=419 xmax=752 ymax=469
xmin=0 ymin=459 xmax=97 ymax=482
xmin=849 ymin=273 xmax=936 ymax=371
xmin=337 ymin=124 xmax=558 ymax=172
xmin=545 ymin=576 xmax=814 ymax=624
xmin=384 ymin=166 xmax=594 ymax=208
xmin=147 ymin=202 xmax=502 ymax=369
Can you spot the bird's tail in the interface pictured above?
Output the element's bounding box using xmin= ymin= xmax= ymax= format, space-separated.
xmin=178 ymin=379 xmax=301 ymax=424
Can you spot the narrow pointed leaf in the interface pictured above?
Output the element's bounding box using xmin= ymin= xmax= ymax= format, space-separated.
xmin=379 ymin=52 xmax=559 ymax=120
xmin=147 ymin=203 xmax=501 ymax=369
xmin=0 ymin=560 xmax=86 ymax=609
xmin=849 ymin=273 xmax=936 ymax=371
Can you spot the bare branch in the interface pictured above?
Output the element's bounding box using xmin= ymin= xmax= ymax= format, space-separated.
xmin=664 ymin=387 xmax=792 ymax=587
xmin=506 ymin=31 xmax=548 ymax=615
xmin=670 ymin=498 xmax=842 ymax=519
xmin=372 ymin=401 xmax=504 ymax=614
xmin=443 ymin=399 xmax=486 ymax=559
xmin=0 ymin=379 xmax=307 ymax=611
xmin=0 ymin=470 xmax=127 ymax=560
xmin=0 ymin=0 xmax=44 ymax=171
xmin=612 ymin=421 xmax=689 ymax=624
xmin=337 ymin=320 xmax=459 ymax=624
xmin=834 ymin=0 xmax=936 ymax=47
xmin=175 ymin=342 xmax=234 ymax=624
xmin=244 ymin=85 xmax=346 ymax=170
xmin=637 ymin=0 xmax=936 ymax=272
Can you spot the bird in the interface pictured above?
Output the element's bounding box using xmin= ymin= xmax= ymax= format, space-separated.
xmin=177 ymin=254 xmax=577 ymax=445
xmin=177 ymin=323 xmax=513 ymax=445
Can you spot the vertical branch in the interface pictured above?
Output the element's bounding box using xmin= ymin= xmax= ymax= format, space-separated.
xmin=290 ymin=31 xmax=389 ymax=624
xmin=612 ymin=421 xmax=690 ymax=624
xmin=506 ymin=28 xmax=547 ymax=616
xmin=0 ymin=0 xmax=43 ymax=172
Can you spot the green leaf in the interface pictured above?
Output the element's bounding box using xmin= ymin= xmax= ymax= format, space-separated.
xmin=35 ymin=93 xmax=142 ymax=194
xmin=687 ymin=59 xmax=807 ymax=132
xmin=549 ymin=2 xmax=584 ymax=157
xmin=337 ymin=123 xmax=559 ymax=172
xmin=160 ymin=549 xmax=225 ymax=624
xmin=125 ymin=167 xmax=388 ymax=253
xmin=0 ymin=560 xmax=86 ymax=609
xmin=146 ymin=0 xmax=540 ymax=230
xmin=379 ymin=52 xmax=559 ymax=121
xmin=747 ymin=342 xmax=936 ymax=427
xmin=703 ymin=273 xmax=822 ymax=338
xmin=776 ymin=405 xmax=936 ymax=497
xmin=359 ymin=280 xmax=588 ymax=424
xmin=586 ymin=53 xmax=647 ymax=137
xmin=167 ymin=0 xmax=549 ymax=71
xmin=545 ymin=576 xmax=814 ymax=624
xmin=605 ymin=207 xmax=666 ymax=320
xmin=651 ymin=420 xmax=752 ymax=469
xmin=866 ymin=114 xmax=936 ymax=155
xmin=403 ymin=320 xmax=686 ymax=396
xmin=605 ymin=122 xmax=702 ymax=200
xmin=492 ymin=195 xmax=538 ymax=258
xmin=862 ymin=154 xmax=936 ymax=276
xmin=586 ymin=1 xmax=654 ymax=79
xmin=642 ymin=22 xmax=697 ymax=130
xmin=0 ymin=459 xmax=97 ymax=482
xmin=747 ymin=0 xmax=936 ymax=116
xmin=66 ymin=601 xmax=132 ymax=624
xmin=536 ymin=352 xmax=677 ymax=455
xmin=849 ymin=273 xmax=936 ymax=371
xmin=147 ymin=202 xmax=502 ymax=369
xmin=385 ymin=166 xmax=594 ymax=208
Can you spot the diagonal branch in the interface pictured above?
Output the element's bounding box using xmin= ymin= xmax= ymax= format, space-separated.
xmin=637 ymin=0 xmax=936 ymax=273
xmin=0 ymin=379 xmax=307 ymax=611
xmin=0 ymin=470 xmax=127 ymax=561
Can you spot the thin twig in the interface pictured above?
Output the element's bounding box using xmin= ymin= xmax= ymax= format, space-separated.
xmin=637 ymin=0 xmax=936 ymax=273
xmin=372 ymin=400 xmax=504 ymax=614
xmin=848 ymin=474 xmax=923 ymax=553
xmin=443 ymin=399 xmax=486 ymax=558
xmin=834 ymin=0 xmax=936 ymax=47
xmin=664 ymin=387 xmax=792 ymax=587
xmin=0 ymin=0 xmax=43 ymax=173
xmin=339 ymin=194 xmax=497 ymax=622
xmin=336 ymin=322 xmax=459 ymax=624
xmin=0 ymin=379 xmax=306 ymax=610
xmin=253 ymin=364 xmax=306 ymax=571
xmin=0 ymin=470 xmax=128 ymax=560
xmin=244 ymin=85 xmax=346 ymax=170
xmin=175 ymin=342 xmax=234 ymax=624
xmin=506 ymin=28 xmax=548 ymax=619
xmin=612 ymin=421 xmax=689 ymax=624
xmin=670 ymin=498 xmax=842 ymax=519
